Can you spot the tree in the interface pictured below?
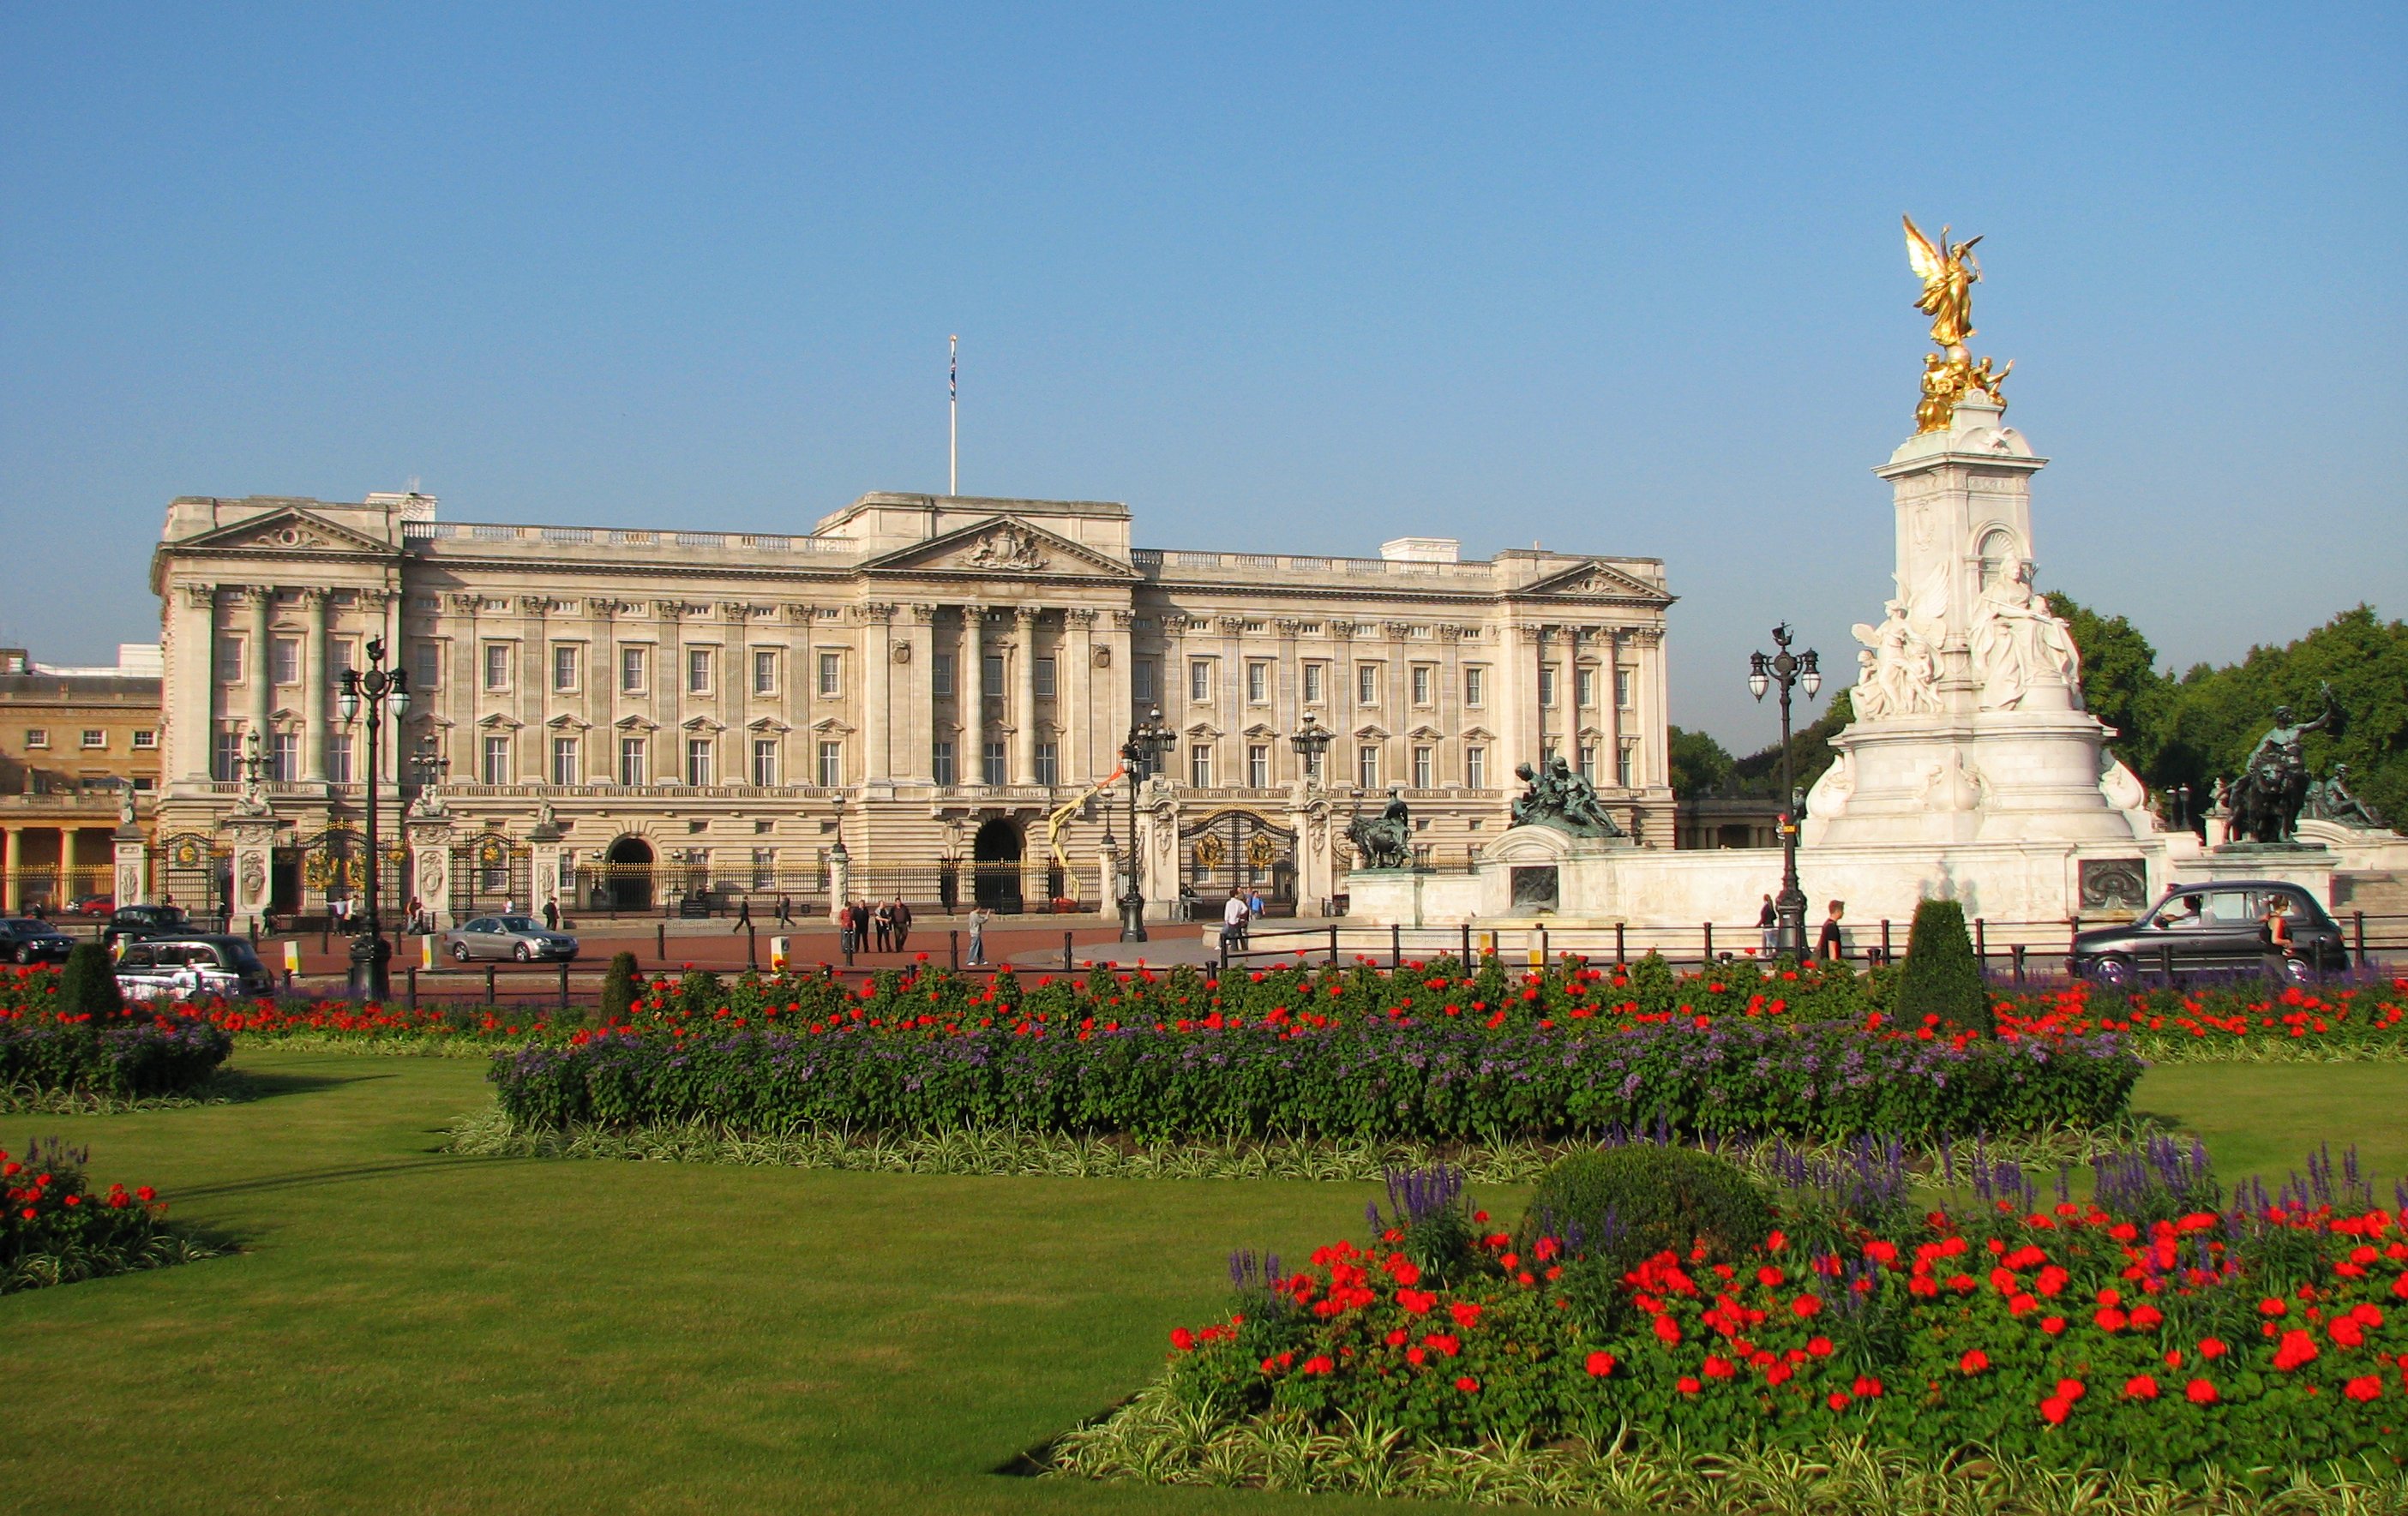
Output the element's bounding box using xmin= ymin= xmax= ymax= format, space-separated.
xmin=2046 ymin=593 xmax=2166 ymax=774
xmin=1668 ymin=726 xmax=1735 ymax=800
xmin=1732 ymin=688 xmax=1853 ymax=800
xmin=59 ymin=942 xmax=125 ymax=1021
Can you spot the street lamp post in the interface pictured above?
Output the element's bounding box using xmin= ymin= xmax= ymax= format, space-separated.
xmin=1746 ymin=624 xmax=1821 ymax=960
xmin=1288 ymin=710 xmax=1331 ymax=787
xmin=336 ymin=636 xmax=410 ymax=1001
xmin=1116 ymin=706 xmax=1174 ymax=942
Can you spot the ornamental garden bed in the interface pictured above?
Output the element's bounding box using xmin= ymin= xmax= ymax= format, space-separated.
xmin=3 ymin=1136 xmax=225 ymax=1293
xmin=1037 ymin=1141 xmax=2408 ymax=1507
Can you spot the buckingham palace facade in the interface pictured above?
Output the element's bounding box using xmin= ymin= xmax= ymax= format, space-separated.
xmin=145 ymin=488 xmax=1672 ymax=926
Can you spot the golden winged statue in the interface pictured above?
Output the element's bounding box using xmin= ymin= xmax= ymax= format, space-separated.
xmin=1903 ymin=215 xmax=2010 ymax=432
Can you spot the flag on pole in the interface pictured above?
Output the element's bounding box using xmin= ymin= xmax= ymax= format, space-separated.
xmin=949 ymin=335 xmax=958 ymax=402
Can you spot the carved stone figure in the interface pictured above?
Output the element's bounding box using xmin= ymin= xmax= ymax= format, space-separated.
xmin=1851 ymin=600 xmax=1941 ymax=721
xmin=2227 ymin=686 xmax=2339 ymax=844
xmin=118 ymin=788 xmax=138 ymax=829
xmin=1343 ymin=789 xmax=1414 ymax=870
xmin=1903 ymin=216 xmax=2012 ymax=431
xmin=964 ymin=523 xmax=1047 ymax=571
xmin=1970 ymin=556 xmax=2081 ymax=710
xmin=2304 ymin=763 xmax=2387 ymax=830
xmin=1509 ymin=758 xmax=1626 ymax=838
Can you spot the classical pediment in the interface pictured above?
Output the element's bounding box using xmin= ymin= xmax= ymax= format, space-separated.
xmin=1516 ymin=560 xmax=1674 ymax=606
xmin=544 ymin=713 xmax=592 ymax=731
xmin=746 ymin=717 xmax=791 ymax=734
xmin=679 ymin=716 xmax=726 ymax=734
xmin=613 ymin=715 xmax=658 ymax=732
xmin=859 ymin=516 xmax=1141 ymax=581
xmin=178 ymin=506 xmax=394 ymax=557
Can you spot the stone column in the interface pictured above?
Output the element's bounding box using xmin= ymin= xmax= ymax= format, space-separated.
xmin=1602 ymin=627 xmax=1626 ymax=790
xmin=527 ymin=810 xmax=566 ymax=920
xmin=300 ymin=589 xmax=330 ymax=782
xmin=1012 ymin=606 xmax=1038 ymax=785
xmin=405 ymin=812 xmax=456 ymax=932
xmin=961 ymin=605 xmax=986 ymax=782
xmin=1288 ymin=785 xmax=1335 ymax=916
xmin=862 ymin=603 xmax=893 ymax=781
xmin=242 ymin=587 xmax=274 ymax=758
xmin=1063 ymin=608 xmax=1095 ymax=782
xmin=2 ymin=827 xmax=19 ymax=913
xmin=902 ymin=604 xmax=936 ymax=782
xmin=225 ymin=814 xmax=281 ymax=936
xmin=171 ymin=583 xmax=219 ymax=786
xmin=1107 ymin=610 xmax=1137 ymax=728
xmin=113 ymin=807 xmax=150 ymax=909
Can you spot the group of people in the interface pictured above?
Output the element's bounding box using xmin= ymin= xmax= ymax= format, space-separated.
xmin=1218 ymin=885 xmax=1265 ymax=953
xmin=1756 ymin=893 xmax=1861 ymax=963
xmin=827 ymin=896 xmax=916 ymax=956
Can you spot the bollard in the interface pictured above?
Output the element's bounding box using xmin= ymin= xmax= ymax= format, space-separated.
xmin=406 ymin=964 xmax=417 ymax=1012
xmin=1974 ymin=918 xmax=1987 ymax=968
xmin=747 ymin=922 xmax=758 ymax=970
xmin=948 ymin=929 xmax=959 ymax=972
xmin=2159 ymin=942 xmax=2174 ymax=986
xmin=1460 ymin=921 xmax=1471 ymax=967
xmin=1614 ymin=921 xmax=1625 ymax=965
xmin=321 ymin=925 xmax=329 ymax=956
xmin=2012 ymin=944 xmax=2027 ymax=984
xmin=1701 ymin=921 xmax=1712 ymax=966
xmin=1218 ymin=932 xmax=1229 ymax=974
xmin=485 ymin=964 xmax=497 ymax=1004
xmin=1881 ymin=919 xmax=1893 ymax=964
xmin=558 ymin=960 xmax=570 ymax=1011
xmin=1328 ymin=926 xmax=1339 ymax=967
xmin=1390 ymin=923 xmax=1401 ymax=969
xmin=1063 ymin=932 xmax=1074 ymax=974
xmin=2354 ymin=910 xmax=2367 ymax=970
xmin=1538 ymin=924 xmax=1549 ymax=968
xmin=656 ymin=922 xmax=666 ymax=962
xmin=282 ymin=968 xmax=293 ymax=992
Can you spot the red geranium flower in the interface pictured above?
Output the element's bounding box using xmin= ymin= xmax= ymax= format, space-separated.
xmin=2344 ymin=1375 xmax=2382 ymax=1402
xmin=2124 ymin=1375 xmax=2159 ymax=1399
xmin=1585 ymin=1351 xmax=1616 ymax=1377
xmin=1959 ymin=1349 xmax=1989 ymax=1374
xmin=2186 ymin=1378 xmax=2219 ymax=1405
xmin=1456 ymin=1375 xmax=1480 ymax=1393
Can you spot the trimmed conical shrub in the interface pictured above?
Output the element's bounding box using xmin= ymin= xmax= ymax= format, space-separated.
xmin=1894 ymin=896 xmax=1990 ymax=1034
xmin=59 ymin=941 xmax=125 ymax=1021
xmin=598 ymin=951 xmax=640 ymax=1025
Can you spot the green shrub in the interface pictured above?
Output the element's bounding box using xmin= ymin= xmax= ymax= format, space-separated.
xmin=1516 ymin=1145 xmax=1774 ymax=1272
xmin=675 ymin=968 xmax=723 ymax=1018
xmin=57 ymin=944 xmax=123 ymax=1022
xmin=1892 ymin=896 xmax=1989 ymax=1034
xmin=598 ymin=952 xmax=640 ymax=1024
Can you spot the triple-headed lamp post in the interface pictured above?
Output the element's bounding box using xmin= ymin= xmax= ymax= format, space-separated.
xmin=1746 ymin=624 xmax=1821 ymax=960
xmin=1116 ymin=706 xmax=1175 ymax=941
xmin=1288 ymin=710 xmax=1332 ymax=787
xmin=336 ymin=637 xmax=410 ymax=1000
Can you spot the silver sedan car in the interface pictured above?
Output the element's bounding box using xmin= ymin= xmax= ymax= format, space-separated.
xmin=443 ymin=915 xmax=579 ymax=963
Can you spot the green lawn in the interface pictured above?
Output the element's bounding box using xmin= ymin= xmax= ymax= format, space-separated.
xmin=2 ymin=1053 xmax=2403 ymax=1515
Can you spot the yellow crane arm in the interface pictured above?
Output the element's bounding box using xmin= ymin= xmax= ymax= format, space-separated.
xmin=1044 ymin=764 xmax=1126 ymax=905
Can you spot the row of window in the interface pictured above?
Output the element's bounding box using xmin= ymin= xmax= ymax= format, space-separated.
xmin=213 ymin=637 xmax=853 ymax=700
xmin=1175 ymin=741 xmax=1635 ymax=791
xmin=1144 ymin=661 xmax=1635 ymax=710
xmin=20 ymin=728 xmax=155 ymax=752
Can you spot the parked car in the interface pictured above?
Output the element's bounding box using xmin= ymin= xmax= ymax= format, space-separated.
xmin=2069 ymin=880 xmax=2348 ymax=986
xmin=0 ymin=917 xmax=75 ymax=965
xmin=112 ymin=935 xmax=274 ymax=1002
xmin=101 ymin=902 xmax=191 ymax=947
xmin=443 ymin=915 xmax=579 ymax=963
xmin=68 ymin=893 xmax=115 ymax=916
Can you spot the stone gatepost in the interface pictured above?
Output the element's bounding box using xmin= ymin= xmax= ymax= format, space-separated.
xmin=1135 ymin=777 xmax=1181 ymax=921
xmin=1095 ymin=833 xmax=1121 ymax=917
xmin=113 ymin=812 xmax=151 ymax=909
xmin=222 ymin=814 xmax=283 ymax=936
xmin=405 ymin=814 xmax=457 ymax=932
xmin=1286 ymin=783 xmax=1336 ymax=917
xmin=526 ymin=812 xmax=567 ymax=924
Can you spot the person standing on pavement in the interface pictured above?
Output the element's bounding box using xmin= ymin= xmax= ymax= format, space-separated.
xmin=1222 ymin=887 xmax=1249 ymax=956
xmin=838 ymin=900 xmax=858 ymax=957
xmin=543 ymin=896 xmax=560 ymax=932
xmin=872 ymin=898 xmax=893 ymax=953
xmin=967 ymin=905 xmax=993 ymax=965
xmin=1757 ymin=894 xmax=1778 ymax=956
xmin=890 ymin=894 xmax=911 ymax=953
xmin=1817 ymin=901 xmax=1847 ymax=962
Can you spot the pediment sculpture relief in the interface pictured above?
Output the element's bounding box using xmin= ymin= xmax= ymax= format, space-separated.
xmin=963 ymin=523 xmax=1048 ymax=572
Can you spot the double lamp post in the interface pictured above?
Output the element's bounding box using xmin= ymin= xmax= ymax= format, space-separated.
xmin=337 ymin=637 xmax=410 ymax=1001
xmin=1110 ymin=708 xmax=1336 ymax=944
xmin=1746 ymin=623 xmax=1820 ymax=960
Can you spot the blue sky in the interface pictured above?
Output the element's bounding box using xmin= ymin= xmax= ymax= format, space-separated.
xmin=3 ymin=3 xmax=2400 ymax=747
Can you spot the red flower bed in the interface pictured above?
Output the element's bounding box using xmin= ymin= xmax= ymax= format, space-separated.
xmin=3 ymin=1137 xmax=206 ymax=1292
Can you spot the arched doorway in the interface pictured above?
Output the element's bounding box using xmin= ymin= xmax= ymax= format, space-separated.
xmin=604 ymin=836 xmax=655 ymax=913
xmin=971 ymin=817 xmax=1023 ymax=913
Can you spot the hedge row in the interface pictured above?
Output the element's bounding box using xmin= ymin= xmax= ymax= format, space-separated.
xmin=0 ymin=1013 xmax=231 ymax=1099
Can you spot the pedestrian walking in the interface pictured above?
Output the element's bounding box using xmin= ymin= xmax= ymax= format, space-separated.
xmin=889 ymin=894 xmax=911 ymax=953
xmin=775 ymin=893 xmax=794 ymax=928
xmin=1221 ymin=887 xmax=1249 ymax=956
xmin=731 ymin=896 xmax=752 ymax=932
xmin=838 ymin=900 xmax=858 ymax=957
xmin=543 ymin=896 xmax=560 ymax=932
xmin=967 ymin=905 xmax=993 ymax=965
xmin=1247 ymin=887 xmax=1264 ymax=920
xmin=1817 ymin=900 xmax=1847 ymax=962
xmin=872 ymin=899 xmax=893 ymax=953
xmin=1757 ymin=894 xmax=1778 ymax=956
xmin=406 ymin=895 xmax=423 ymax=935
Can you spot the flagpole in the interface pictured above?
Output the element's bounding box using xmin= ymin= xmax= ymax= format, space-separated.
xmin=948 ymin=334 xmax=958 ymax=497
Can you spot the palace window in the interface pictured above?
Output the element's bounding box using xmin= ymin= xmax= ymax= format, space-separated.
xmin=754 ymin=650 xmax=778 ymax=696
xmin=1302 ymin=662 xmax=1324 ymax=704
xmin=553 ymin=645 xmax=579 ymax=692
xmin=1617 ymin=741 xmax=1635 ymax=788
xmin=1357 ymin=745 xmax=1380 ymax=789
xmin=618 ymin=736 xmax=646 ymax=787
xmin=1464 ymin=666 xmax=1486 ymax=705
xmin=327 ymin=733 xmax=351 ymax=784
xmin=1413 ymin=746 xmax=1433 ymax=788
xmin=1616 ymin=668 xmax=1634 ymax=708
xmin=818 ymin=651 xmax=840 ymax=697
xmin=1466 ymin=745 xmax=1486 ymax=789
xmin=932 ymin=740 xmax=956 ymax=785
xmin=1356 ymin=664 xmax=1378 ymax=706
xmin=817 ymin=741 xmax=842 ymax=788
xmin=1246 ymin=744 xmax=1269 ymax=788
xmin=131 ymin=729 xmax=157 ymax=750
xmin=270 ymin=731 xmax=299 ymax=782
xmin=216 ymin=636 xmax=243 ymax=684
xmin=81 ymin=728 xmax=106 ymax=749
xmin=1576 ymin=668 xmax=1595 ymax=708
xmin=1537 ymin=666 xmax=1557 ymax=707
xmin=931 ymin=652 xmax=954 ymax=697
xmin=551 ymin=736 xmax=579 ymax=786
xmin=1411 ymin=665 xmax=1432 ymax=706
xmin=411 ymin=641 xmax=441 ymax=689
xmin=331 ymin=639 xmax=357 ymax=679
xmin=1189 ymin=658 xmax=1214 ymax=703
xmin=1579 ymin=743 xmax=1598 ymax=784
xmin=982 ymin=740 xmax=1006 ymax=786
xmin=1246 ymin=662 xmax=1270 ymax=704
xmin=1035 ymin=742 xmax=1058 ymax=787
xmin=620 ymin=646 xmax=647 ymax=693
xmin=753 ymin=739 xmax=779 ymax=788
xmin=1132 ymin=659 xmax=1156 ymax=703
xmin=982 ymin=654 xmax=1005 ymax=698
xmin=1035 ymin=656 xmax=1056 ymax=698
xmin=212 ymin=728 xmax=242 ymax=780
xmin=684 ymin=738 xmax=714 ymax=787
xmin=272 ymin=637 xmax=299 ymax=686
xmin=483 ymin=644 xmax=512 ymax=691
xmin=687 ymin=648 xmax=713 ymax=694
xmin=1190 ymin=744 xmax=1213 ymax=788
xmin=482 ymin=735 xmax=510 ymax=785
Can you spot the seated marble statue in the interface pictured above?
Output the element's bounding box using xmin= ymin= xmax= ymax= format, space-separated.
xmin=1510 ymin=758 xmax=1625 ymax=838
xmin=1971 ymin=554 xmax=2082 ymax=710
